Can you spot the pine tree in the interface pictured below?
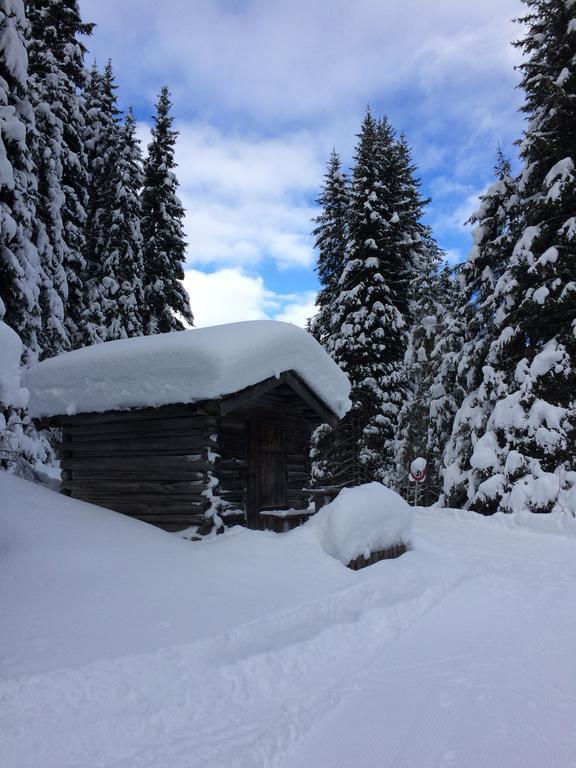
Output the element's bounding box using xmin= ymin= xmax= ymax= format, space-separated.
xmin=309 ymin=148 xmax=349 ymax=349
xmin=0 ymin=0 xmax=42 ymax=364
xmin=442 ymin=152 xmax=516 ymax=510
xmin=26 ymin=0 xmax=92 ymax=358
xmin=141 ymin=86 xmax=193 ymax=334
xmin=97 ymin=108 xmax=144 ymax=339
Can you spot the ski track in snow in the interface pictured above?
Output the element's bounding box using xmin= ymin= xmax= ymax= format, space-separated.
xmin=1 ymin=546 xmax=463 ymax=768
xmin=278 ymin=509 xmax=576 ymax=768
xmin=2 ymin=509 xmax=576 ymax=767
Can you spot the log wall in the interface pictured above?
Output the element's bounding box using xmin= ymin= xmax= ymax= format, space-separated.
xmin=54 ymin=377 xmax=324 ymax=533
xmin=59 ymin=404 xmax=218 ymax=533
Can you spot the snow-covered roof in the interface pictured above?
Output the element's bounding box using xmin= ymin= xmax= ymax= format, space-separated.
xmin=25 ymin=321 xmax=351 ymax=420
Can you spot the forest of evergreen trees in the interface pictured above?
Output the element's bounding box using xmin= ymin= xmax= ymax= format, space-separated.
xmin=310 ymin=0 xmax=576 ymax=516
xmin=1 ymin=0 xmax=575 ymax=517
xmin=0 ymin=0 xmax=193 ymax=469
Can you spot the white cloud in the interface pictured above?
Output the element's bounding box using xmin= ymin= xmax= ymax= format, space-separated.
xmin=139 ymin=122 xmax=323 ymax=271
xmin=182 ymin=268 xmax=317 ymax=329
xmin=80 ymin=0 xmax=524 ymax=125
xmin=431 ymin=187 xmax=487 ymax=236
xmin=274 ymin=292 xmax=318 ymax=327
xmin=82 ymin=0 xmax=527 ymax=284
xmin=443 ymin=248 xmax=464 ymax=266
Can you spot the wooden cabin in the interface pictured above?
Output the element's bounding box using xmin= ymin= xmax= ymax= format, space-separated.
xmin=26 ymin=321 xmax=351 ymax=534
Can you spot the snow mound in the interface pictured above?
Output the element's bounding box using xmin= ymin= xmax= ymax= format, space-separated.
xmin=24 ymin=320 xmax=352 ymax=419
xmin=308 ymin=483 xmax=414 ymax=564
xmin=0 ymin=321 xmax=28 ymax=409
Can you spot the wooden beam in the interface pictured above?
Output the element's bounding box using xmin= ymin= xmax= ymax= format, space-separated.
xmin=219 ymin=374 xmax=288 ymax=415
xmin=283 ymin=372 xmax=338 ymax=426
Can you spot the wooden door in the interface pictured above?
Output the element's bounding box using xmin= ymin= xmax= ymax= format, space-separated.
xmin=246 ymin=420 xmax=286 ymax=528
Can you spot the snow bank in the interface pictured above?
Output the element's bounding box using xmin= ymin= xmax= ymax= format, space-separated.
xmin=0 ymin=321 xmax=28 ymax=409
xmin=0 ymin=473 xmax=422 ymax=681
xmin=308 ymin=483 xmax=414 ymax=564
xmin=422 ymin=505 xmax=576 ymax=538
xmin=0 ymin=472 xmax=463 ymax=768
xmin=24 ymin=320 xmax=351 ymax=419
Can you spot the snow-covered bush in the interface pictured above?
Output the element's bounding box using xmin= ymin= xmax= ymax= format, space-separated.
xmin=307 ymin=482 xmax=413 ymax=565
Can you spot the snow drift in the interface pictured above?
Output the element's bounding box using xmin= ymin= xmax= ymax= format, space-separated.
xmin=0 ymin=472 xmax=463 ymax=768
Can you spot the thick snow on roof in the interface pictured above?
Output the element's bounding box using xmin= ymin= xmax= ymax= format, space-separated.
xmin=25 ymin=320 xmax=351 ymax=419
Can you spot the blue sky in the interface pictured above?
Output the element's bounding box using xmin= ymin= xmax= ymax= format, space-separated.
xmin=78 ymin=0 xmax=526 ymax=326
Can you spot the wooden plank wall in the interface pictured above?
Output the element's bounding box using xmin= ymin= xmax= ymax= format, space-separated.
xmin=217 ymin=383 xmax=315 ymax=515
xmin=59 ymin=404 xmax=218 ymax=532
xmin=56 ymin=382 xmax=320 ymax=533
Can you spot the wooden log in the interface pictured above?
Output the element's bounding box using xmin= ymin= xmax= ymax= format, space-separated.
xmin=76 ymin=498 xmax=211 ymax=514
xmin=219 ymin=492 xmax=244 ymax=503
xmin=286 ymin=454 xmax=307 ymax=464
xmin=66 ymin=426 xmax=215 ymax=444
xmin=217 ymin=479 xmax=245 ymax=492
xmin=64 ymin=416 xmax=216 ymax=437
xmin=63 ymin=469 xmax=212 ymax=483
xmin=55 ymin=402 xmax=208 ymax=426
xmin=61 ymin=479 xmax=209 ymax=494
xmin=72 ymin=491 xmax=209 ymax=504
xmin=218 ymin=418 xmax=246 ymax=430
xmin=67 ymin=445 xmax=217 ymax=459
xmin=61 ymin=455 xmax=207 ymax=470
xmin=346 ymin=543 xmax=408 ymax=571
xmin=66 ymin=434 xmax=216 ymax=452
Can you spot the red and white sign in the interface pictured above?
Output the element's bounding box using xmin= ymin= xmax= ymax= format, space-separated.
xmin=409 ymin=457 xmax=427 ymax=483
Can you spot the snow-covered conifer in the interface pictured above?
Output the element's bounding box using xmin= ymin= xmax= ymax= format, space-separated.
xmin=81 ymin=60 xmax=121 ymax=344
xmin=26 ymin=0 xmax=92 ymax=357
xmin=97 ymin=108 xmax=144 ymax=339
xmin=141 ymin=86 xmax=193 ymax=334
xmin=427 ymin=265 xmax=467 ymax=505
xmin=442 ymin=152 xmax=516 ymax=509
xmin=309 ymin=149 xmax=349 ymax=349
xmin=320 ymin=110 xmax=423 ymax=486
xmin=394 ymin=233 xmax=445 ymax=503
xmin=448 ymin=0 xmax=576 ymax=515
xmin=0 ymin=0 xmax=42 ymax=364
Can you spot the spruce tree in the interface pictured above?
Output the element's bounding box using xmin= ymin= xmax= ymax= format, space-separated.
xmin=394 ymin=233 xmax=445 ymax=504
xmin=442 ymin=152 xmax=516 ymax=510
xmin=309 ymin=148 xmax=349 ymax=349
xmin=320 ymin=110 xmax=420 ymax=486
xmin=0 ymin=0 xmax=42 ymax=364
xmin=98 ymin=108 xmax=144 ymax=339
xmin=141 ymin=86 xmax=193 ymax=334
xmin=81 ymin=60 xmax=122 ymax=345
xmin=451 ymin=0 xmax=576 ymax=515
xmin=0 ymin=2 xmax=54 ymax=474
xmin=26 ymin=0 xmax=92 ymax=358
xmin=428 ymin=265 xmax=467 ymax=506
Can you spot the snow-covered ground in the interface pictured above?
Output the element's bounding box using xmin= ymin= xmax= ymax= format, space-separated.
xmin=1 ymin=473 xmax=576 ymax=767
